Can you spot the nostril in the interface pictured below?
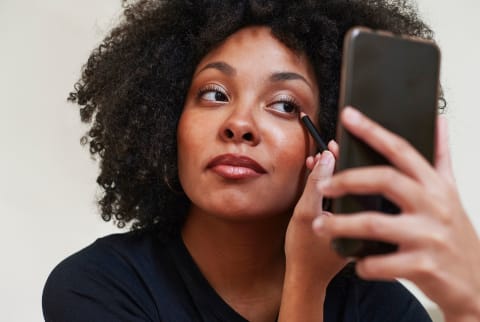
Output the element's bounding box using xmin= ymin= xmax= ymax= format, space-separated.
xmin=225 ymin=129 xmax=234 ymax=138
xmin=243 ymin=133 xmax=253 ymax=141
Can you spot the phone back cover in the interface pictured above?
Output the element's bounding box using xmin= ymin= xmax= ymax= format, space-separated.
xmin=335 ymin=28 xmax=440 ymax=214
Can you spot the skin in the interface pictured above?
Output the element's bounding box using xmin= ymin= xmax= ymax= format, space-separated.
xmin=178 ymin=26 xmax=344 ymax=322
xmin=313 ymin=107 xmax=480 ymax=322
xmin=178 ymin=26 xmax=319 ymax=221
xmin=176 ymin=24 xmax=480 ymax=322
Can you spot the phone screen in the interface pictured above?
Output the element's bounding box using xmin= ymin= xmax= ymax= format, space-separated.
xmin=332 ymin=27 xmax=441 ymax=258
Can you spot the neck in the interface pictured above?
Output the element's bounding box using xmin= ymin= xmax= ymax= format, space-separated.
xmin=181 ymin=205 xmax=290 ymax=321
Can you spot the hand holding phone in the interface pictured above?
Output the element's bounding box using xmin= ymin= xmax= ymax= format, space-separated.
xmin=332 ymin=27 xmax=441 ymax=258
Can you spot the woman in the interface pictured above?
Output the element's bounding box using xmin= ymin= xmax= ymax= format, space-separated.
xmin=42 ymin=0 xmax=480 ymax=321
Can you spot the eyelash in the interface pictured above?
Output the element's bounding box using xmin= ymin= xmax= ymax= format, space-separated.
xmin=196 ymin=85 xmax=302 ymax=116
xmin=197 ymin=84 xmax=229 ymax=102
xmin=267 ymin=95 xmax=302 ymax=116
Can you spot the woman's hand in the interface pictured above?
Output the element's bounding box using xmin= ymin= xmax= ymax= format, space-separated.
xmin=279 ymin=148 xmax=347 ymax=322
xmin=313 ymin=107 xmax=480 ymax=322
xmin=286 ymin=150 xmax=347 ymax=283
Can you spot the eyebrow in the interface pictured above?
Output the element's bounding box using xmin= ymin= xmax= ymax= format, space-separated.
xmin=269 ymin=72 xmax=313 ymax=89
xmin=196 ymin=61 xmax=236 ymax=76
xmin=196 ymin=61 xmax=312 ymax=89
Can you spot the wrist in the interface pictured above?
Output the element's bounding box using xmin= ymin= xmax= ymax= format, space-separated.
xmin=284 ymin=261 xmax=331 ymax=291
xmin=277 ymin=265 xmax=327 ymax=322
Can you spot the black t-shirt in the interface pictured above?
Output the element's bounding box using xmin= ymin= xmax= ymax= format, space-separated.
xmin=42 ymin=232 xmax=432 ymax=322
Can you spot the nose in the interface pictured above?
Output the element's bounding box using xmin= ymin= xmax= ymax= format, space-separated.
xmin=219 ymin=106 xmax=260 ymax=146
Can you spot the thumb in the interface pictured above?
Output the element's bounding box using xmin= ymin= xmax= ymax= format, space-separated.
xmin=310 ymin=150 xmax=335 ymax=183
xmin=301 ymin=150 xmax=335 ymax=217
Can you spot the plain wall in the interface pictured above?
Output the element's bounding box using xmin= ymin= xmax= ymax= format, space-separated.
xmin=1 ymin=1 xmax=478 ymax=321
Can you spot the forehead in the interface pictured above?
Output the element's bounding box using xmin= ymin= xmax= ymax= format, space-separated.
xmin=195 ymin=26 xmax=317 ymax=84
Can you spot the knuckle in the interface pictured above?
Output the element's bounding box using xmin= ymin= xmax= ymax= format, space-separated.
xmin=357 ymin=259 xmax=378 ymax=278
xmin=426 ymin=227 xmax=450 ymax=249
xmin=437 ymin=209 xmax=452 ymax=226
xmin=429 ymin=201 xmax=453 ymax=225
xmin=383 ymin=135 xmax=413 ymax=162
xmin=379 ymin=166 xmax=396 ymax=180
xmin=413 ymin=256 xmax=437 ymax=278
xmin=306 ymin=176 xmax=325 ymax=193
xmin=389 ymin=136 xmax=411 ymax=154
xmin=363 ymin=216 xmax=382 ymax=235
xmin=376 ymin=166 xmax=398 ymax=188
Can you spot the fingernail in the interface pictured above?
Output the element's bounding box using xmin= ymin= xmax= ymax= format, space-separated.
xmin=343 ymin=106 xmax=362 ymax=125
xmin=319 ymin=151 xmax=332 ymax=165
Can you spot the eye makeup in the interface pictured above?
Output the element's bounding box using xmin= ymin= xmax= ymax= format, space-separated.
xmin=300 ymin=112 xmax=328 ymax=152
xmin=197 ymin=84 xmax=229 ymax=102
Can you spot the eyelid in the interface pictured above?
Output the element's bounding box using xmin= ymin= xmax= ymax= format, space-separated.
xmin=274 ymin=94 xmax=302 ymax=110
xmin=266 ymin=94 xmax=302 ymax=116
xmin=197 ymin=83 xmax=229 ymax=99
xmin=275 ymin=94 xmax=299 ymax=105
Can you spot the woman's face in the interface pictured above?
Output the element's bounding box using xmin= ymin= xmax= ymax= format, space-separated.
xmin=177 ymin=26 xmax=319 ymax=220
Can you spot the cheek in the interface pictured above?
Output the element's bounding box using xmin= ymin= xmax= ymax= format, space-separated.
xmin=268 ymin=124 xmax=310 ymax=177
xmin=279 ymin=122 xmax=310 ymax=155
xmin=177 ymin=108 xmax=219 ymax=191
xmin=264 ymin=130 xmax=310 ymax=210
xmin=177 ymin=110 xmax=200 ymax=184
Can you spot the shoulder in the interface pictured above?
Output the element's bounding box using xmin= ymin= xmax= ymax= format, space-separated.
xmin=43 ymin=232 xmax=155 ymax=286
xmin=326 ymin=264 xmax=432 ymax=322
xmin=42 ymin=232 xmax=164 ymax=322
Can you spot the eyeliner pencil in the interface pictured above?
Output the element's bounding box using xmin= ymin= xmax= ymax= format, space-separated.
xmin=300 ymin=112 xmax=328 ymax=152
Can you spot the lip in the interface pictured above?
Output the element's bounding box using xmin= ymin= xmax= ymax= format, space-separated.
xmin=207 ymin=154 xmax=267 ymax=179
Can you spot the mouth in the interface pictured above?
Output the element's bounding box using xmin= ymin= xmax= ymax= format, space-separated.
xmin=207 ymin=154 xmax=267 ymax=179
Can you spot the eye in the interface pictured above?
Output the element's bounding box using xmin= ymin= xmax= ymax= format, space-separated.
xmin=198 ymin=84 xmax=229 ymax=102
xmin=267 ymin=95 xmax=301 ymax=116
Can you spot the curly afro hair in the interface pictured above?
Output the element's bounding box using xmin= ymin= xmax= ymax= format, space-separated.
xmin=69 ymin=0 xmax=437 ymax=241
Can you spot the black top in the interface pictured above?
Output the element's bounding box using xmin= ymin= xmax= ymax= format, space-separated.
xmin=42 ymin=232 xmax=432 ymax=322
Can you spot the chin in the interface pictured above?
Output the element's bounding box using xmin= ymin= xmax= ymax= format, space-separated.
xmin=185 ymin=184 xmax=300 ymax=221
xmin=203 ymin=199 xmax=295 ymax=222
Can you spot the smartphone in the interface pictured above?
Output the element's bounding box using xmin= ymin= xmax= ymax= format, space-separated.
xmin=332 ymin=27 xmax=441 ymax=258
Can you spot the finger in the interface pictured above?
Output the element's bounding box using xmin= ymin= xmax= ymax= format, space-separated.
xmin=435 ymin=115 xmax=456 ymax=185
xmin=328 ymin=140 xmax=339 ymax=159
xmin=341 ymin=107 xmax=438 ymax=185
xmin=306 ymin=153 xmax=324 ymax=171
xmin=320 ymin=166 xmax=428 ymax=212
xmin=355 ymin=250 xmax=425 ymax=281
xmin=298 ymin=151 xmax=336 ymax=218
xmin=309 ymin=151 xmax=335 ymax=182
xmin=312 ymin=212 xmax=423 ymax=245
xmin=306 ymin=155 xmax=317 ymax=171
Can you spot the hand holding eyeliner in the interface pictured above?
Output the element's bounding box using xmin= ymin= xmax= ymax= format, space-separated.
xmin=300 ymin=112 xmax=328 ymax=152
xmin=300 ymin=112 xmax=332 ymax=211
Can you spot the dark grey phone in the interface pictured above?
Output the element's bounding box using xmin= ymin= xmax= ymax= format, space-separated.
xmin=332 ymin=27 xmax=441 ymax=258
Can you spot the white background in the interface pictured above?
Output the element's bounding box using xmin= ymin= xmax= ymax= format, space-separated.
xmin=1 ymin=0 xmax=478 ymax=321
